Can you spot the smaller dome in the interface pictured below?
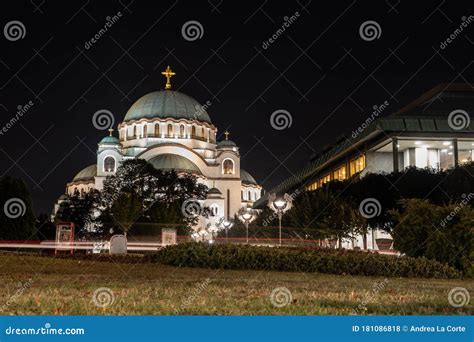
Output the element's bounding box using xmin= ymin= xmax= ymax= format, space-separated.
xmin=207 ymin=187 xmax=223 ymax=199
xmin=217 ymin=139 xmax=236 ymax=148
xmin=72 ymin=165 xmax=97 ymax=182
xmin=99 ymin=136 xmax=120 ymax=145
xmin=208 ymin=187 xmax=222 ymax=195
xmin=149 ymin=154 xmax=201 ymax=175
xmin=241 ymin=169 xmax=258 ymax=185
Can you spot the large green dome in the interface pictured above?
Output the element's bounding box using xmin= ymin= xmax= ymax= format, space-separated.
xmin=148 ymin=154 xmax=201 ymax=175
xmin=72 ymin=165 xmax=96 ymax=182
xmin=123 ymin=90 xmax=212 ymax=123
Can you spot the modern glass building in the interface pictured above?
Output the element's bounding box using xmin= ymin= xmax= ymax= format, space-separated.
xmin=255 ymin=83 xmax=473 ymax=250
xmin=258 ymin=83 xmax=473 ymax=199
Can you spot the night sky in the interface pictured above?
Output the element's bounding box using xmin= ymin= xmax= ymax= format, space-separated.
xmin=0 ymin=0 xmax=472 ymax=215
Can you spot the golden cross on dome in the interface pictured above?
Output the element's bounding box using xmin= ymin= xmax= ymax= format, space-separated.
xmin=108 ymin=128 xmax=113 ymax=136
xmin=224 ymin=130 xmax=230 ymax=140
xmin=161 ymin=65 xmax=176 ymax=90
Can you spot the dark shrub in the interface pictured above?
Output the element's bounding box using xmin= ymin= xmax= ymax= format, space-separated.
xmin=148 ymin=242 xmax=460 ymax=278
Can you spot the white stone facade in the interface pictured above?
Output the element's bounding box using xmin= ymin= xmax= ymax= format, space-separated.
xmin=58 ymin=89 xmax=263 ymax=231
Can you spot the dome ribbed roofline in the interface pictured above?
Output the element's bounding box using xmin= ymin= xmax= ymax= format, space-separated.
xmin=148 ymin=154 xmax=202 ymax=175
xmin=99 ymin=136 xmax=120 ymax=145
xmin=240 ymin=169 xmax=258 ymax=185
xmin=71 ymin=165 xmax=97 ymax=183
xmin=208 ymin=187 xmax=222 ymax=195
xmin=123 ymin=90 xmax=212 ymax=124
xmin=217 ymin=139 xmax=236 ymax=148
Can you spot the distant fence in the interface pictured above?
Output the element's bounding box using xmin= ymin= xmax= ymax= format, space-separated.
xmin=0 ymin=238 xmax=397 ymax=255
xmin=0 ymin=240 xmax=162 ymax=252
xmin=0 ymin=224 xmax=396 ymax=255
xmin=0 ymin=237 xmax=330 ymax=251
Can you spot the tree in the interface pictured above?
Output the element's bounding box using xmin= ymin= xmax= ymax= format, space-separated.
xmin=55 ymin=190 xmax=98 ymax=235
xmin=95 ymin=159 xmax=208 ymax=236
xmin=284 ymin=189 xmax=356 ymax=244
xmin=100 ymin=159 xmax=160 ymax=209
xmin=321 ymin=196 xmax=357 ymax=248
xmin=440 ymin=162 xmax=474 ymax=203
xmin=286 ymin=190 xmax=331 ymax=232
xmin=0 ymin=176 xmax=36 ymax=240
xmin=35 ymin=213 xmax=56 ymax=240
xmin=109 ymin=192 xmax=143 ymax=236
xmin=391 ymin=199 xmax=474 ymax=273
xmin=145 ymin=201 xmax=193 ymax=235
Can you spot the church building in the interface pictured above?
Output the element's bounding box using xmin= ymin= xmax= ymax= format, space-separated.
xmin=55 ymin=66 xmax=262 ymax=231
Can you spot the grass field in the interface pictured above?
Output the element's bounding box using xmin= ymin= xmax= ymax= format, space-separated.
xmin=0 ymin=253 xmax=471 ymax=315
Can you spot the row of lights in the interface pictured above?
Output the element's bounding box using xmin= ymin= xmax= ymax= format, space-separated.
xmin=412 ymin=141 xmax=455 ymax=155
xmin=192 ymin=195 xmax=292 ymax=246
xmin=413 ymin=140 xmax=474 ymax=147
xmin=236 ymin=196 xmax=291 ymax=246
xmin=396 ymin=140 xmax=474 ymax=155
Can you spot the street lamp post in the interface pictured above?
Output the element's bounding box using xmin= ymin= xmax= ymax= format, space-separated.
xmin=221 ymin=219 xmax=233 ymax=242
xmin=208 ymin=224 xmax=219 ymax=244
xmin=268 ymin=193 xmax=293 ymax=247
xmin=237 ymin=207 xmax=256 ymax=244
xmin=273 ymin=199 xmax=287 ymax=246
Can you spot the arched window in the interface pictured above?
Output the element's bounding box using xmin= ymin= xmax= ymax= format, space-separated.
xmin=167 ymin=124 xmax=173 ymax=137
xmin=201 ymin=127 xmax=205 ymax=138
xmin=223 ymin=159 xmax=234 ymax=175
xmin=241 ymin=190 xmax=244 ymax=200
xmin=191 ymin=126 xmax=196 ymax=138
xmin=133 ymin=126 xmax=137 ymax=138
xmin=143 ymin=125 xmax=147 ymax=137
xmin=210 ymin=204 xmax=218 ymax=216
xmin=248 ymin=191 xmax=251 ymax=201
xmin=180 ymin=125 xmax=185 ymax=138
xmin=154 ymin=124 xmax=160 ymax=137
xmin=104 ymin=156 xmax=115 ymax=172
